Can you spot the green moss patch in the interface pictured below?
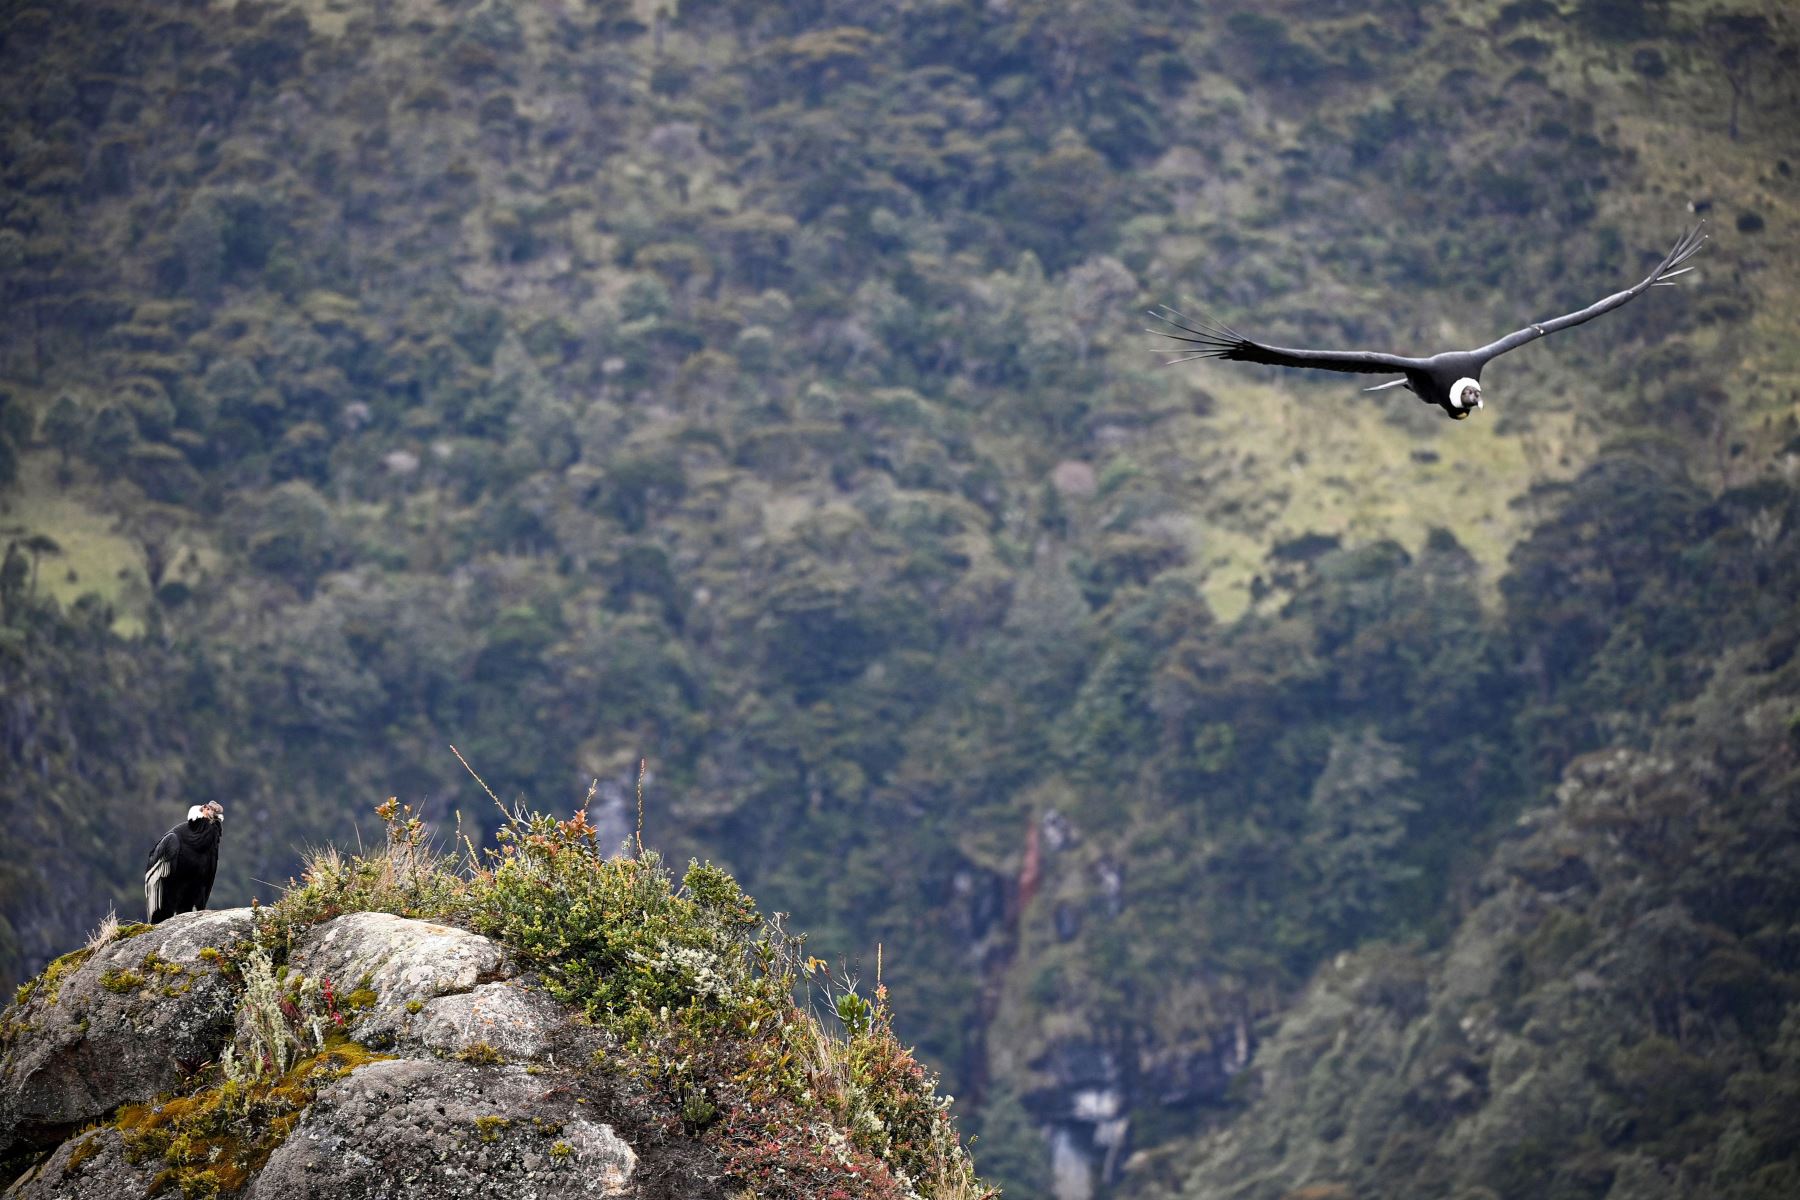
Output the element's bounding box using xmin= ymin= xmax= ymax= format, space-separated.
xmin=470 ymin=1115 xmax=510 ymax=1143
xmin=62 ymin=1130 xmax=105 ymax=1175
xmin=115 ymin=1036 xmax=389 ymax=1197
xmin=15 ymin=946 xmax=95 ymax=1009
xmin=455 ymin=1042 xmax=503 ymax=1066
xmin=141 ymin=950 xmax=187 ymax=978
xmin=98 ymin=968 xmax=146 ymax=994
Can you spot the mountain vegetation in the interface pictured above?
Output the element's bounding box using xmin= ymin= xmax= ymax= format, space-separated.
xmin=1133 ymin=627 xmax=1800 ymax=1200
xmin=1 ymin=0 xmax=1796 ymax=1195
xmin=2 ymin=804 xmax=988 ymax=1198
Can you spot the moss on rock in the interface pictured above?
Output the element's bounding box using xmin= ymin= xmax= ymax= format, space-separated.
xmin=115 ymin=1035 xmax=390 ymax=1198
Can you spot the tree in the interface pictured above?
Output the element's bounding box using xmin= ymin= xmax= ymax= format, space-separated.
xmin=243 ymin=481 xmax=338 ymax=594
xmin=0 ymin=230 xmax=29 ymax=380
xmin=1575 ymin=0 xmax=1670 ymax=41
xmin=1701 ymin=9 xmax=1773 ymax=140
xmin=993 ymin=130 xmax=1117 ymax=272
xmin=0 ymin=388 xmax=26 ymax=488
xmin=495 ymin=334 xmax=577 ymax=473
xmin=84 ymin=402 xmax=139 ymax=473
xmin=41 ymin=391 xmax=88 ymax=481
xmin=122 ymin=503 xmax=191 ymax=595
xmin=0 ymin=540 xmax=28 ymax=615
xmin=168 ymin=198 xmax=226 ymax=300
xmin=1302 ymin=728 xmax=1419 ymax=945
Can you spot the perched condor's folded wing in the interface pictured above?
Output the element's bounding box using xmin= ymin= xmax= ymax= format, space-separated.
xmin=145 ymin=828 xmax=178 ymax=923
xmin=1469 ymin=223 xmax=1706 ymax=362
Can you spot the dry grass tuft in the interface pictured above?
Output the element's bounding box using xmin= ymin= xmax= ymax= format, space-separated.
xmin=84 ymin=907 xmax=121 ymax=954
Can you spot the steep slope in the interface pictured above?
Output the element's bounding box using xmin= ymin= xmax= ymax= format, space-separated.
xmin=1 ymin=1 xmax=1797 ymax=1195
xmin=1125 ymin=628 xmax=1800 ymax=1200
xmin=978 ymin=450 xmax=1800 ymax=1194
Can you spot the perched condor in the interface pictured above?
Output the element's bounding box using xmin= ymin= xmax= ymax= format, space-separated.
xmin=144 ymin=802 xmax=225 ymax=924
xmin=1149 ymin=223 xmax=1706 ymax=419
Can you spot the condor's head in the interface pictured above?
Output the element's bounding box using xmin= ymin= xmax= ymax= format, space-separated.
xmin=1446 ymin=377 xmax=1484 ymax=420
xmin=187 ymin=802 xmax=225 ymax=826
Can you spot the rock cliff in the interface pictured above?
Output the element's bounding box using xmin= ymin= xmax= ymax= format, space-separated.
xmin=1 ymin=909 xmax=699 ymax=1199
xmin=1 ymin=808 xmax=990 ymax=1200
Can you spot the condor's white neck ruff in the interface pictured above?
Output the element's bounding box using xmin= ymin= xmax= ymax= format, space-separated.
xmin=1450 ymin=378 xmax=1483 ymax=411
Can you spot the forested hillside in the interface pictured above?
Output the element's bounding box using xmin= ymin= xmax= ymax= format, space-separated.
xmin=2 ymin=0 xmax=1796 ymax=1195
xmin=1133 ymin=622 xmax=1800 ymax=1200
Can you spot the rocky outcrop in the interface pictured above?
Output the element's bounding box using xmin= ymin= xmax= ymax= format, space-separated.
xmin=249 ymin=1058 xmax=636 ymax=1200
xmin=261 ymin=911 xmax=565 ymax=1061
xmin=0 ymin=908 xmax=256 ymax=1160
xmin=285 ymin=912 xmax=509 ymax=1010
xmin=0 ymin=910 xmax=712 ymax=1199
xmin=4 ymin=1127 xmax=154 ymax=1200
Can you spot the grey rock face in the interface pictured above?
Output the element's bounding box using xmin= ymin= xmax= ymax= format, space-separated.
xmin=285 ymin=911 xmax=512 ymax=1014
xmin=264 ymin=912 xmax=552 ymax=1060
xmin=0 ymin=912 xmax=674 ymax=1199
xmin=403 ymin=980 xmax=567 ymax=1061
xmin=248 ymin=1058 xmax=636 ymax=1199
xmin=4 ymin=1128 xmax=154 ymax=1200
xmin=0 ymin=908 xmax=257 ymax=1160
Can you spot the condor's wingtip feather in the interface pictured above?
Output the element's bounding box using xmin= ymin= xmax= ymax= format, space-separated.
xmin=1145 ymin=305 xmax=1247 ymax=362
xmin=1655 ymin=222 xmax=1707 ymax=281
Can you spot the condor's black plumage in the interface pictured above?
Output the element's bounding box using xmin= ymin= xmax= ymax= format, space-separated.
xmin=145 ymin=802 xmax=224 ymax=924
xmin=1150 ymin=224 xmax=1706 ymax=419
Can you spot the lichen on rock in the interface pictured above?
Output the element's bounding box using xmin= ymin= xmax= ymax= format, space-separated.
xmin=249 ymin=1058 xmax=636 ymax=1199
xmin=0 ymin=907 xmax=256 ymax=1161
xmin=1 ymin=912 xmax=662 ymax=1199
xmin=403 ymin=982 xmax=565 ymax=1061
xmin=284 ymin=912 xmax=512 ymax=1015
xmin=1 ymin=812 xmax=989 ymax=1199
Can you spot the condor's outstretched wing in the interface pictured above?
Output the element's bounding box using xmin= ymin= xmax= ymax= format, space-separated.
xmin=1148 ymin=307 xmax=1424 ymax=377
xmin=1469 ymin=224 xmax=1706 ymax=363
xmin=145 ymin=826 xmax=179 ymax=922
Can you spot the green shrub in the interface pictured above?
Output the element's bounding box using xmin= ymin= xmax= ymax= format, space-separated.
xmin=272 ymin=797 xmax=992 ymax=1199
xmin=465 ymin=807 xmax=761 ymax=1037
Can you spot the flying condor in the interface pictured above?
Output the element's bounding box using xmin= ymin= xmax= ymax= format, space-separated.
xmin=144 ymin=801 xmax=224 ymax=924
xmin=1148 ymin=224 xmax=1706 ymax=419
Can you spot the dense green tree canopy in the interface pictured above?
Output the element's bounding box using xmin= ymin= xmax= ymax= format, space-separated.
xmin=1 ymin=0 xmax=1796 ymax=1194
